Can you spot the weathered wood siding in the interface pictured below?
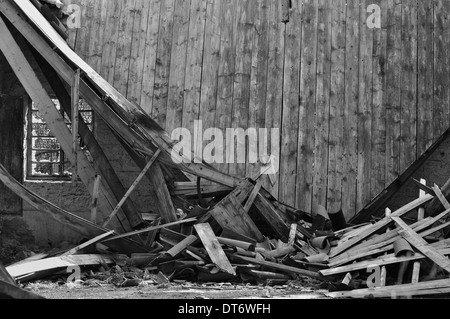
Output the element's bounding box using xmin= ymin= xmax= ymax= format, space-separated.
xmin=68 ymin=0 xmax=450 ymax=220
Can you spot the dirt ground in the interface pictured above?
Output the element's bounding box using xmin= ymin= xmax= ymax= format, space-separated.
xmin=24 ymin=280 xmax=331 ymax=300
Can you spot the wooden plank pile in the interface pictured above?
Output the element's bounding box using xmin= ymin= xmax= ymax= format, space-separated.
xmin=3 ymin=0 xmax=450 ymax=299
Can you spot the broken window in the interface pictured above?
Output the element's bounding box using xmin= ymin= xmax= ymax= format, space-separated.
xmin=25 ymin=98 xmax=94 ymax=181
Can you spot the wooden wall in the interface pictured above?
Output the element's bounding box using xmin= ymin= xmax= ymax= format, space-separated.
xmin=68 ymin=0 xmax=450 ymax=220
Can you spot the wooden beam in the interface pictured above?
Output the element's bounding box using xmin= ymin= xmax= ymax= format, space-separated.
xmin=0 ymin=15 xmax=132 ymax=233
xmin=233 ymin=255 xmax=323 ymax=280
xmin=103 ymin=149 xmax=161 ymax=227
xmin=243 ymin=181 xmax=262 ymax=213
xmin=392 ymin=216 xmax=450 ymax=273
xmin=102 ymin=218 xmax=197 ymax=242
xmin=60 ymin=231 xmax=115 ymax=257
xmin=431 ymin=184 xmax=450 ymax=210
xmin=71 ymin=68 xmax=80 ymax=183
xmin=194 ymin=223 xmax=236 ymax=276
xmin=90 ymin=175 xmax=101 ymax=224
xmin=411 ymin=178 xmax=436 ymax=196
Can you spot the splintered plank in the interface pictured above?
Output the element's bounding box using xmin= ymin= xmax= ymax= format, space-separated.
xmin=61 ymin=231 xmax=115 ymax=257
xmin=243 ymin=181 xmax=262 ymax=213
xmin=400 ymin=0 xmax=418 ymax=173
xmin=385 ymin=0 xmax=402 ymax=188
xmin=392 ymin=216 xmax=450 ymax=273
xmin=6 ymin=255 xmax=116 ymax=282
xmin=262 ymin=0 xmax=284 ymax=197
xmin=165 ymin=0 xmax=191 ymax=133
xmin=280 ymin=0 xmax=302 ymax=206
xmin=313 ymin=0 xmax=332 ymax=212
xmin=329 ymin=194 xmax=434 ymax=258
xmin=194 ymin=223 xmax=236 ymax=275
xmin=370 ymin=0 xmax=387 ymax=199
xmin=182 ymin=0 xmax=207 ymax=138
xmin=127 ymin=0 xmax=152 ymax=105
xmin=296 ymin=0 xmax=318 ymax=213
xmin=326 ymin=0 xmax=346 ymax=213
xmin=152 ymin=0 xmax=175 ymax=128
xmin=431 ymin=184 xmax=450 ymax=210
xmin=341 ymin=0 xmax=359 ymax=218
xmin=229 ymin=0 xmax=255 ymax=178
xmin=417 ymin=0 xmax=434 ymax=155
xmin=214 ymin=0 xmax=237 ymax=175
xmin=139 ymin=0 xmax=161 ymax=115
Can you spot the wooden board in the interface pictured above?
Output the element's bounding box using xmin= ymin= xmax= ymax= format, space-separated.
xmin=194 ymin=223 xmax=236 ymax=276
xmin=60 ymin=231 xmax=115 ymax=257
xmin=326 ymin=0 xmax=345 ymax=213
xmin=6 ymin=255 xmax=116 ymax=282
xmin=392 ymin=216 xmax=450 ymax=273
xmin=279 ymin=0 xmax=301 ymax=206
xmin=296 ymin=0 xmax=318 ymax=213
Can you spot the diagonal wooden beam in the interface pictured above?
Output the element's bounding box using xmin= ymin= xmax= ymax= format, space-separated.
xmin=103 ymin=149 xmax=162 ymax=227
xmin=0 ymin=15 xmax=131 ymax=233
xmin=392 ymin=216 xmax=450 ymax=273
xmin=431 ymin=184 xmax=450 ymax=210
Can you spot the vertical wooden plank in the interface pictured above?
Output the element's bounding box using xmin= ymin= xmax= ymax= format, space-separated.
xmin=71 ymin=69 xmax=80 ymax=182
xmin=417 ymin=0 xmax=434 ymax=156
xmin=356 ymin=0 xmax=374 ymax=212
xmin=327 ymin=0 xmax=345 ymax=213
xmin=152 ymin=0 xmax=175 ymax=128
xmin=400 ymin=0 xmax=418 ymax=173
xmin=263 ymin=0 xmax=285 ymax=198
xmin=127 ymin=0 xmax=152 ymax=105
xmin=370 ymin=0 xmax=387 ymax=199
xmin=229 ymin=0 xmax=256 ymax=178
xmin=100 ymin=0 xmax=123 ymax=83
xmin=139 ymin=0 xmax=161 ymax=115
xmin=297 ymin=0 xmax=318 ymax=213
xmin=165 ymin=0 xmax=191 ymax=133
xmin=86 ymin=0 xmax=107 ymax=73
xmin=74 ymin=0 xmax=92 ymax=61
xmin=385 ymin=0 xmax=402 ymax=187
xmin=312 ymin=0 xmax=332 ymax=211
xmin=199 ymin=0 xmax=222 ymax=140
xmin=215 ymin=0 xmax=237 ymax=174
xmin=182 ymin=0 xmax=207 ymax=136
xmin=113 ymin=0 xmax=137 ymax=97
xmin=434 ymin=0 xmax=450 ymax=139
xmin=280 ymin=0 xmax=302 ymax=206
xmin=246 ymin=0 xmax=270 ymax=179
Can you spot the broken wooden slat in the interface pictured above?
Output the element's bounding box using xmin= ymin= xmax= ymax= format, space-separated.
xmin=243 ymin=181 xmax=262 ymax=213
xmin=166 ymin=235 xmax=198 ymax=258
xmin=254 ymin=193 xmax=291 ymax=242
xmin=411 ymin=178 xmax=436 ymax=196
xmin=233 ymin=255 xmax=323 ymax=280
xmin=60 ymin=231 xmax=115 ymax=257
xmin=103 ymin=149 xmax=162 ymax=227
xmin=392 ymin=216 xmax=450 ymax=273
xmin=102 ymin=218 xmax=197 ymax=242
xmin=194 ymin=223 xmax=236 ymax=276
xmin=6 ymin=255 xmax=117 ymax=283
xmin=330 ymin=194 xmax=434 ymax=258
xmin=0 ymin=263 xmax=16 ymax=286
xmin=145 ymin=217 xmax=161 ymax=248
xmin=431 ymin=184 xmax=450 ymax=210
xmin=217 ymin=237 xmax=256 ymax=251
